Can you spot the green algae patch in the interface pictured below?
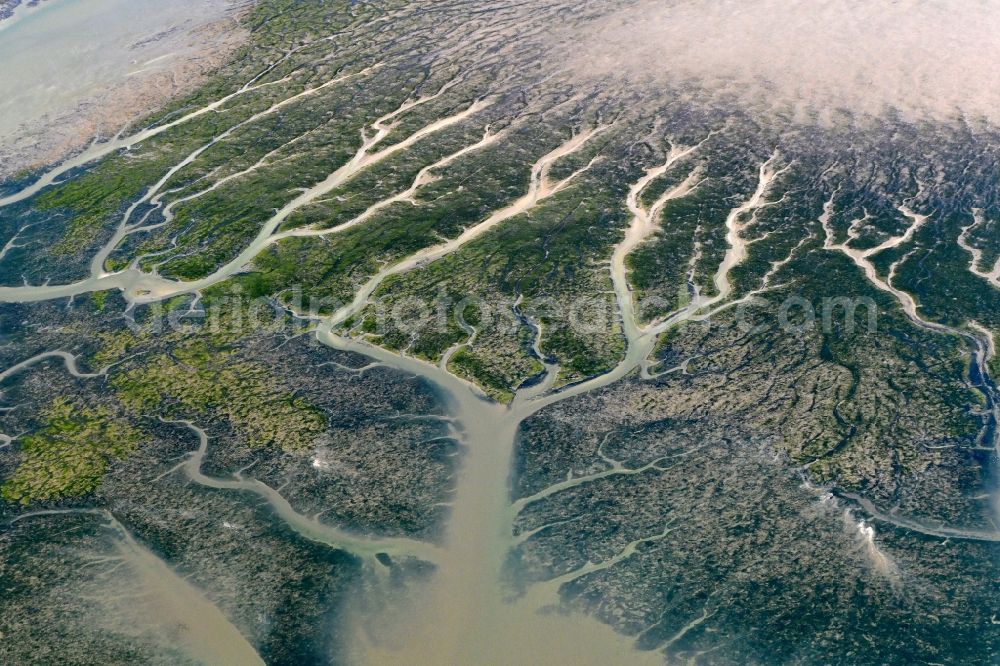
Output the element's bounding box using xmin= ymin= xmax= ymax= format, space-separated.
xmin=83 ymin=298 xmax=326 ymax=452
xmin=113 ymin=340 xmax=326 ymax=451
xmin=91 ymin=290 xmax=107 ymax=311
xmin=2 ymin=398 xmax=145 ymax=505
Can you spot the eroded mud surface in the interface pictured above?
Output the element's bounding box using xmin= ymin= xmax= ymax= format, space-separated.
xmin=2 ymin=1 xmax=999 ymax=664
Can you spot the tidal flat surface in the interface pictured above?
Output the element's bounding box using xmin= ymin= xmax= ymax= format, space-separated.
xmin=1 ymin=1 xmax=999 ymax=664
xmin=0 ymin=0 xmax=242 ymax=178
